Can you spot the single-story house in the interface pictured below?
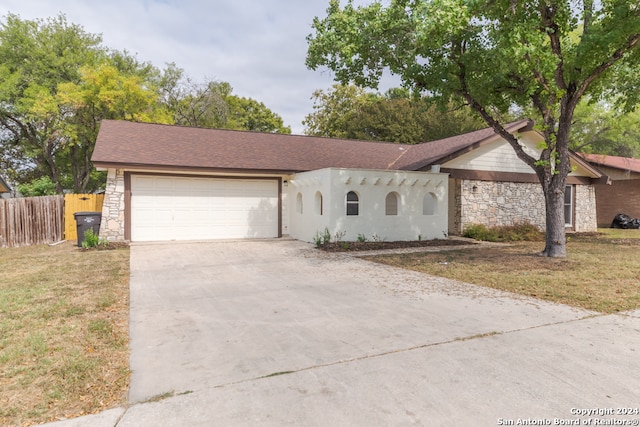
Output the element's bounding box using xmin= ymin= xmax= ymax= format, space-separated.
xmin=580 ymin=153 xmax=640 ymax=227
xmin=91 ymin=119 xmax=604 ymax=243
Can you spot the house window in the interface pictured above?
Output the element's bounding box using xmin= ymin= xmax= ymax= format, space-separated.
xmin=296 ymin=192 xmax=303 ymax=214
xmin=346 ymin=191 xmax=359 ymax=216
xmin=385 ymin=192 xmax=399 ymax=216
xmin=564 ymin=185 xmax=574 ymax=227
xmin=423 ymin=192 xmax=437 ymax=215
xmin=315 ymin=191 xmax=323 ymax=215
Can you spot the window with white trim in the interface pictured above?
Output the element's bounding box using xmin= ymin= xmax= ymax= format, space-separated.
xmin=564 ymin=185 xmax=573 ymax=226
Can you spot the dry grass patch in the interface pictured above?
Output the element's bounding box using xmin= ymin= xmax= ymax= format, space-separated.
xmin=367 ymin=230 xmax=640 ymax=314
xmin=0 ymin=241 xmax=129 ymax=427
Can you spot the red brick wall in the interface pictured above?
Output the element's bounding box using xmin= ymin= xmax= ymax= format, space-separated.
xmin=595 ymin=179 xmax=640 ymax=227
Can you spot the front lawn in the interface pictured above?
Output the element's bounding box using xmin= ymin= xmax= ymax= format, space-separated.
xmin=0 ymin=241 xmax=130 ymax=427
xmin=366 ymin=229 xmax=640 ymax=314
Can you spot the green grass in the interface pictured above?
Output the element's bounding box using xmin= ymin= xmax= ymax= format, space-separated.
xmin=367 ymin=229 xmax=640 ymax=314
xmin=0 ymin=241 xmax=130 ymax=427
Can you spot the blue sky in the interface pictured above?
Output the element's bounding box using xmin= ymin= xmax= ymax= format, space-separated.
xmin=0 ymin=0 xmax=377 ymax=134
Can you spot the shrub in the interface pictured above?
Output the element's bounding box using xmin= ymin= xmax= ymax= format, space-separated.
xmin=463 ymin=224 xmax=499 ymax=242
xmin=463 ymin=222 xmax=544 ymax=242
xmin=313 ymin=227 xmax=333 ymax=248
xmin=17 ymin=176 xmax=57 ymax=197
xmin=81 ymin=229 xmax=102 ymax=249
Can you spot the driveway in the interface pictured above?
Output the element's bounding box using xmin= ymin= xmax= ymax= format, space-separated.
xmin=116 ymin=240 xmax=640 ymax=426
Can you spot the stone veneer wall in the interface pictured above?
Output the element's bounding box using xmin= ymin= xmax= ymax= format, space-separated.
xmin=100 ymin=169 xmax=126 ymax=241
xmin=574 ymin=184 xmax=598 ymax=232
xmin=456 ymin=179 xmax=597 ymax=234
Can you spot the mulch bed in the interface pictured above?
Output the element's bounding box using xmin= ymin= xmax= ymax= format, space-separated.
xmin=317 ymin=238 xmax=477 ymax=252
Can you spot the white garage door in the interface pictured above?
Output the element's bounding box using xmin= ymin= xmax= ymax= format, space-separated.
xmin=131 ymin=175 xmax=279 ymax=242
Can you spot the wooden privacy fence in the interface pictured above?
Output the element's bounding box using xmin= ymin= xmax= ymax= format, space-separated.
xmin=0 ymin=194 xmax=105 ymax=248
xmin=64 ymin=194 xmax=105 ymax=241
xmin=0 ymin=195 xmax=64 ymax=248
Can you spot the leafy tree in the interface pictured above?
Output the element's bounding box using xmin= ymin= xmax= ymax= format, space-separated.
xmin=304 ymin=84 xmax=373 ymax=138
xmin=160 ymin=67 xmax=291 ymax=133
xmin=305 ymin=84 xmax=484 ymax=143
xmin=56 ymin=64 xmax=172 ymax=192
xmin=159 ymin=64 xmax=230 ymax=129
xmin=0 ymin=13 xmax=104 ymax=193
xmin=0 ymin=14 xmax=172 ymax=193
xmin=307 ymin=0 xmax=640 ymax=257
xmin=17 ymin=176 xmax=57 ymax=197
xmin=225 ymin=96 xmax=291 ymax=134
xmin=570 ymin=100 xmax=640 ymax=158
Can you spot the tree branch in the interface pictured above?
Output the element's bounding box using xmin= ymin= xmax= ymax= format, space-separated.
xmin=453 ymin=54 xmax=538 ymax=172
xmin=575 ymin=33 xmax=640 ymax=105
xmin=540 ymin=4 xmax=568 ymax=92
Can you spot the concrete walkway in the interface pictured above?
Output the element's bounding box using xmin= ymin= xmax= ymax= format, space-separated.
xmin=39 ymin=240 xmax=640 ymax=426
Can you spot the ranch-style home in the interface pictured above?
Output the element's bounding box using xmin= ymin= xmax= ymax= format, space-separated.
xmin=91 ymin=119 xmax=605 ymax=243
xmin=580 ymin=153 xmax=640 ymax=227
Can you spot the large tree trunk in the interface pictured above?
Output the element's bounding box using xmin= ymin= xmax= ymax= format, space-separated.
xmin=541 ymin=180 xmax=567 ymax=257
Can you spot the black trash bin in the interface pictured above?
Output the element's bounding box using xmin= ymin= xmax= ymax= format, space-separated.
xmin=74 ymin=212 xmax=102 ymax=247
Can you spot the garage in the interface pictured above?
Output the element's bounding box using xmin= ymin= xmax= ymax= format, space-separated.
xmin=130 ymin=175 xmax=279 ymax=242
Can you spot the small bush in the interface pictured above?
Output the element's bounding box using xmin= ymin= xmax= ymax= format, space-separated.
xmin=463 ymin=224 xmax=499 ymax=242
xmin=313 ymin=227 xmax=333 ymax=248
xmin=357 ymin=233 xmax=367 ymax=243
xmin=81 ymin=229 xmax=102 ymax=249
xmin=463 ymin=222 xmax=544 ymax=242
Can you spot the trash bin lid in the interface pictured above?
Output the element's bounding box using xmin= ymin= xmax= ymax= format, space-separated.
xmin=74 ymin=211 xmax=102 ymax=217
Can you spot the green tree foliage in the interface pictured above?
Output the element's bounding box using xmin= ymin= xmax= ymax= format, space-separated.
xmin=304 ymin=84 xmax=484 ymax=143
xmin=225 ymin=96 xmax=291 ymax=134
xmin=0 ymin=13 xmax=103 ymax=193
xmin=17 ymin=176 xmax=57 ymax=197
xmin=0 ymin=13 xmax=170 ymax=193
xmin=56 ymin=64 xmax=172 ymax=191
xmin=307 ymin=0 xmax=640 ymax=257
xmin=570 ymin=100 xmax=640 ymax=158
xmin=160 ymin=65 xmax=291 ymax=134
xmin=159 ymin=65 xmax=230 ymax=129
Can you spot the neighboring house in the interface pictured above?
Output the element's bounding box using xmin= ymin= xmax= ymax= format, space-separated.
xmin=91 ymin=119 xmax=604 ymax=243
xmin=0 ymin=176 xmax=11 ymax=199
xmin=580 ymin=153 xmax=640 ymax=227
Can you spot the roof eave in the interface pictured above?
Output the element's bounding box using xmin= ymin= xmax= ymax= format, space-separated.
xmin=92 ymin=161 xmax=299 ymax=176
xmin=410 ymin=119 xmax=535 ymax=171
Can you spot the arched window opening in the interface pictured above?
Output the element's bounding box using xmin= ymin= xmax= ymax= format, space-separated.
xmin=423 ymin=192 xmax=437 ymax=215
xmin=385 ymin=192 xmax=399 ymax=216
xmin=315 ymin=191 xmax=323 ymax=215
xmin=296 ymin=192 xmax=303 ymax=214
xmin=346 ymin=191 xmax=359 ymax=216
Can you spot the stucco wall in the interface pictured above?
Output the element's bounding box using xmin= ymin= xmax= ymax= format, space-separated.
xmin=100 ymin=168 xmax=126 ymax=241
xmin=453 ymin=179 xmax=597 ymax=234
xmin=288 ymin=168 xmax=448 ymax=243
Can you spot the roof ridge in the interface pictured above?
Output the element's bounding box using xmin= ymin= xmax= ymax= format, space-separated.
xmin=387 ymin=145 xmax=412 ymax=169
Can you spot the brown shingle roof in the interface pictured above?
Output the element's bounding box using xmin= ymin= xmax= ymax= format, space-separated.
xmin=91 ymin=119 xmax=534 ymax=173
xmin=580 ymin=153 xmax=640 ymax=174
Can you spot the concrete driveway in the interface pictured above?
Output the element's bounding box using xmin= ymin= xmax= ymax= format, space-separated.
xmin=45 ymin=239 xmax=640 ymax=426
